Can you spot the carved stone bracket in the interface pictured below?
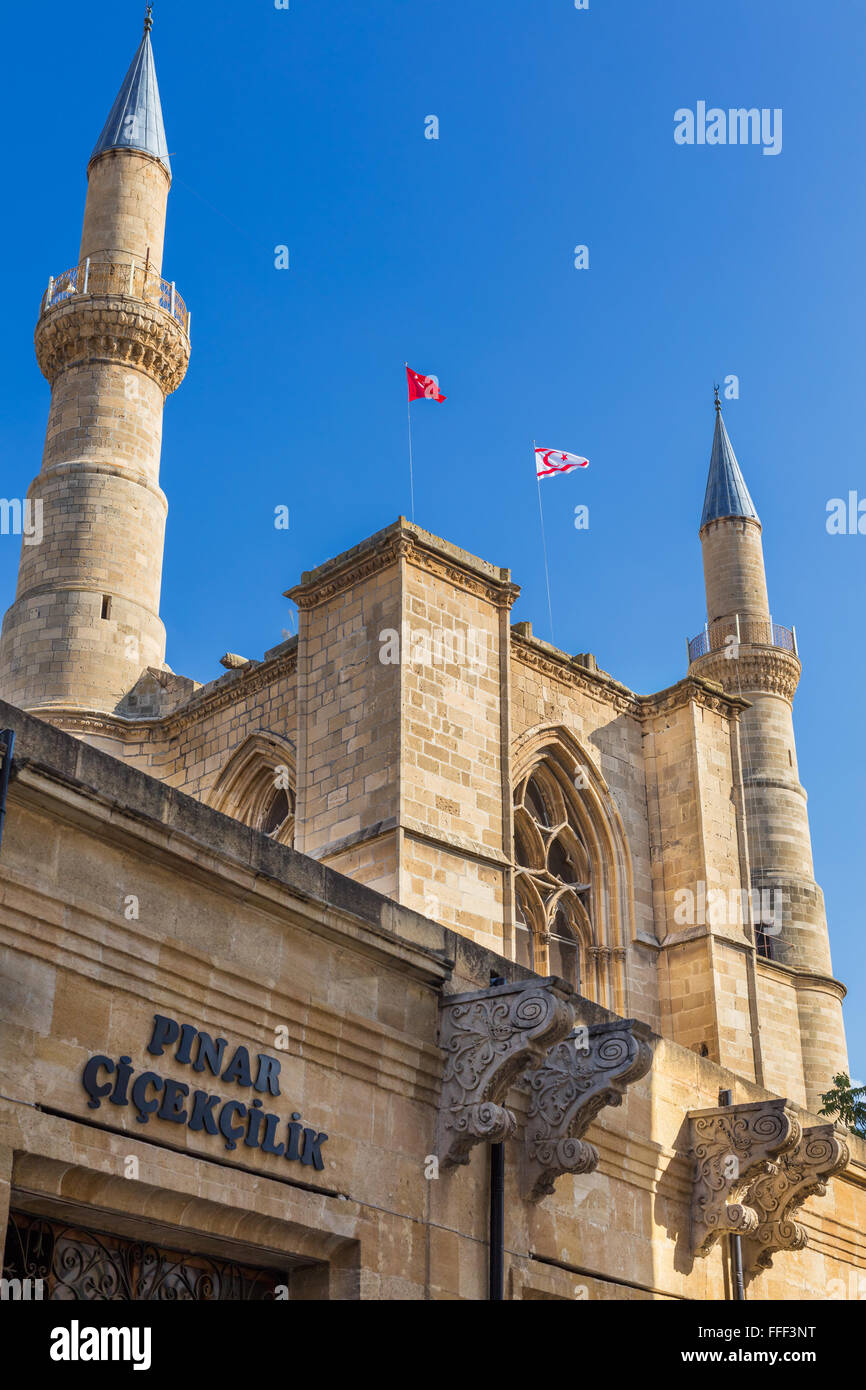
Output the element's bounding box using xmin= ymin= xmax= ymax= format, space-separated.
xmin=524 ymin=1020 xmax=653 ymax=1200
xmin=741 ymin=1123 xmax=850 ymax=1274
xmin=688 ymin=1099 xmax=801 ymax=1257
xmin=437 ymin=978 xmax=574 ymax=1168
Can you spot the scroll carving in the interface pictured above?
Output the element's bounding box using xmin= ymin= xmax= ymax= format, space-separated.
xmin=741 ymin=1123 xmax=849 ymax=1273
xmin=688 ymin=1099 xmax=801 ymax=1256
xmin=437 ymin=979 xmax=574 ymax=1168
xmin=524 ymin=1020 xmax=653 ymax=1200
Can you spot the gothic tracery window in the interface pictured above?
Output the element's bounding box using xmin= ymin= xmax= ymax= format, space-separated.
xmin=208 ymin=734 xmax=296 ymax=849
xmin=513 ymin=767 xmax=592 ymax=992
xmin=261 ymin=786 xmax=295 ymax=841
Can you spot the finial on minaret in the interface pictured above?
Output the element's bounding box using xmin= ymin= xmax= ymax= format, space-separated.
xmin=90 ymin=4 xmax=170 ymax=172
xmin=713 ymin=383 xmax=721 ymax=414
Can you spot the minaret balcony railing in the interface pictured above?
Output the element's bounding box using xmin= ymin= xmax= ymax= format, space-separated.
xmin=40 ymin=260 xmax=190 ymax=334
xmin=688 ymin=615 xmax=797 ymax=664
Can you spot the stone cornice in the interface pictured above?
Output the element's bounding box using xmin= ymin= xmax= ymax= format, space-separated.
xmin=511 ymin=634 xmax=749 ymax=722
xmin=35 ymin=295 xmax=190 ymax=395
xmin=510 ymin=633 xmax=640 ymax=714
xmin=286 ymin=519 xmax=520 ymax=612
xmin=402 ymin=819 xmax=511 ymax=868
xmin=755 ymin=956 xmax=847 ymax=1002
xmin=699 ymin=514 xmax=763 ymax=540
xmin=33 ymin=646 xmax=298 ymax=740
xmin=6 ymin=760 xmax=454 ymax=996
xmin=691 ymin=647 xmax=801 ymax=702
xmin=640 ymin=676 xmax=750 ymax=719
xmin=161 ymin=647 xmax=298 ymax=733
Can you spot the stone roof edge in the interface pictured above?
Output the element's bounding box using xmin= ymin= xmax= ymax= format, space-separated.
xmin=0 ymin=698 xmax=450 ymax=984
xmin=510 ymin=630 xmax=750 ymax=718
xmin=35 ymin=640 xmax=299 ymax=740
xmin=284 ymin=518 xmax=519 ymax=609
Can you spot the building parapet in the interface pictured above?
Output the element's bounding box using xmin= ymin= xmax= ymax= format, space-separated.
xmin=688 ymin=614 xmax=797 ymax=664
xmin=41 ymin=259 xmax=190 ymax=334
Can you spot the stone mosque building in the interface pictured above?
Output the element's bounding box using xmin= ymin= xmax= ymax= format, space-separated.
xmin=0 ymin=12 xmax=862 ymax=1301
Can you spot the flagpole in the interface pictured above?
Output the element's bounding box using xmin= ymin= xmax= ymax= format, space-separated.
xmin=405 ymin=362 xmax=415 ymax=523
xmin=533 ymin=441 xmax=555 ymax=645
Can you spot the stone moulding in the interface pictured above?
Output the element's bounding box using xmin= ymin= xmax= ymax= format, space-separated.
xmin=286 ymin=527 xmax=520 ymax=612
xmin=35 ymin=296 xmax=190 ymax=395
xmin=692 ymin=648 xmax=801 ymax=702
xmin=524 ymin=1019 xmax=653 ymax=1201
xmin=741 ymin=1123 xmax=850 ymax=1274
xmin=436 ymin=978 xmax=575 ymax=1168
xmin=688 ymin=1098 xmax=801 ymax=1257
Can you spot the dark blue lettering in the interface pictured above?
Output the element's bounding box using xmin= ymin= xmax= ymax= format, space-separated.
xmin=221 ymin=1046 xmax=252 ymax=1087
xmin=300 ymin=1128 xmax=328 ymax=1171
xmin=193 ymin=1032 xmax=227 ymax=1077
xmin=146 ymin=1015 xmax=179 ymax=1057
xmin=158 ymin=1078 xmax=189 ymax=1124
xmin=131 ymin=1071 xmax=164 ymax=1123
xmin=219 ymin=1100 xmax=247 ymax=1151
xmin=82 ymin=1055 xmax=115 ymax=1110
xmin=188 ymin=1090 xmax=220 ymax=1135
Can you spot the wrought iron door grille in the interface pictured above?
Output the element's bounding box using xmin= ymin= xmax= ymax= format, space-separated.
xmin=2 ymin=1210 xmax=285 ymax=1301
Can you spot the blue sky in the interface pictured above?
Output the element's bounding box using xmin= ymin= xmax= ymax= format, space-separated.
xmin=2 ymin=1 xmax=864 ymax=1076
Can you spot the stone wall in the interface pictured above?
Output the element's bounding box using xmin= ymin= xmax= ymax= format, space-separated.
xmin=0 ymin=701 xmax=863 ymax=1300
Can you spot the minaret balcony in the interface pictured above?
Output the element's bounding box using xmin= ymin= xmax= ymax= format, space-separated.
xmin=40 ymin=259 xmax=189 ymax=335
xmin=688 ymin=615 xmax=797 ymax=664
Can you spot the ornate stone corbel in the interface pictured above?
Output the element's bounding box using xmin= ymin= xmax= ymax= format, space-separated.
xmin=523 ymin=1019 xmax=653 ymax=1200
xmin=741 ymin=1123 xmax=850 ymax=1274
xmin=437 ymin=978 xmax=574 ymax=1168
xmin=688 ymin=1099 xmax=801 ymax=1256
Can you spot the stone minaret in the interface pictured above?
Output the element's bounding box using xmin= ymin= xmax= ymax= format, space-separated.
xmin=0 ymin=9 xmax=189 ymax=717
xmin=688 ymin=394 xmax=847 ymax=1109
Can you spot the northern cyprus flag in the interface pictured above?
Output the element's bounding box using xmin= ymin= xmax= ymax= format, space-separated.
xmin=535 ymin=446 xmax=589 ymax=478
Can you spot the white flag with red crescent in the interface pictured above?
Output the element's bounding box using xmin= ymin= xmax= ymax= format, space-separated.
xmin=535 ymin=446 xmax=589 ymax=478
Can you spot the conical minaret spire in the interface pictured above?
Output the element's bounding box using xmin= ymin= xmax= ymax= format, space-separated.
xmin=90 ymin=6 xmax=170 ymax=174
xmin=701 ymin=390 xmax=759 ymax=528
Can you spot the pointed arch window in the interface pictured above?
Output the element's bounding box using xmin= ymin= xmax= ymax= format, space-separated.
xmin=513 ymin=768 xmax=592 ymax=994
xmin=208 ymin=734 xmax=296 ymax=849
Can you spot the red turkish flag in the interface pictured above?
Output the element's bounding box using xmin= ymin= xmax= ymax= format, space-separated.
xmin=406 ymin=365 xmax=446 ymax=402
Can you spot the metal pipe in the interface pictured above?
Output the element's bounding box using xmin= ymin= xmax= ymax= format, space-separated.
xmin=730 ymin=1216 xmax=746 ymax=1301
xmin=489 ymin=1142 xmax=504 ymax=1301
xmin=719 ymin=1088 xmax=746 ymax=1301
xmin=83 ymin=257 xmax=90 ymax=294
xmin=0 ymin=730 xmax=16 ymax=855
xmin=489 ymin=971 xmax=506 ymax=1301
